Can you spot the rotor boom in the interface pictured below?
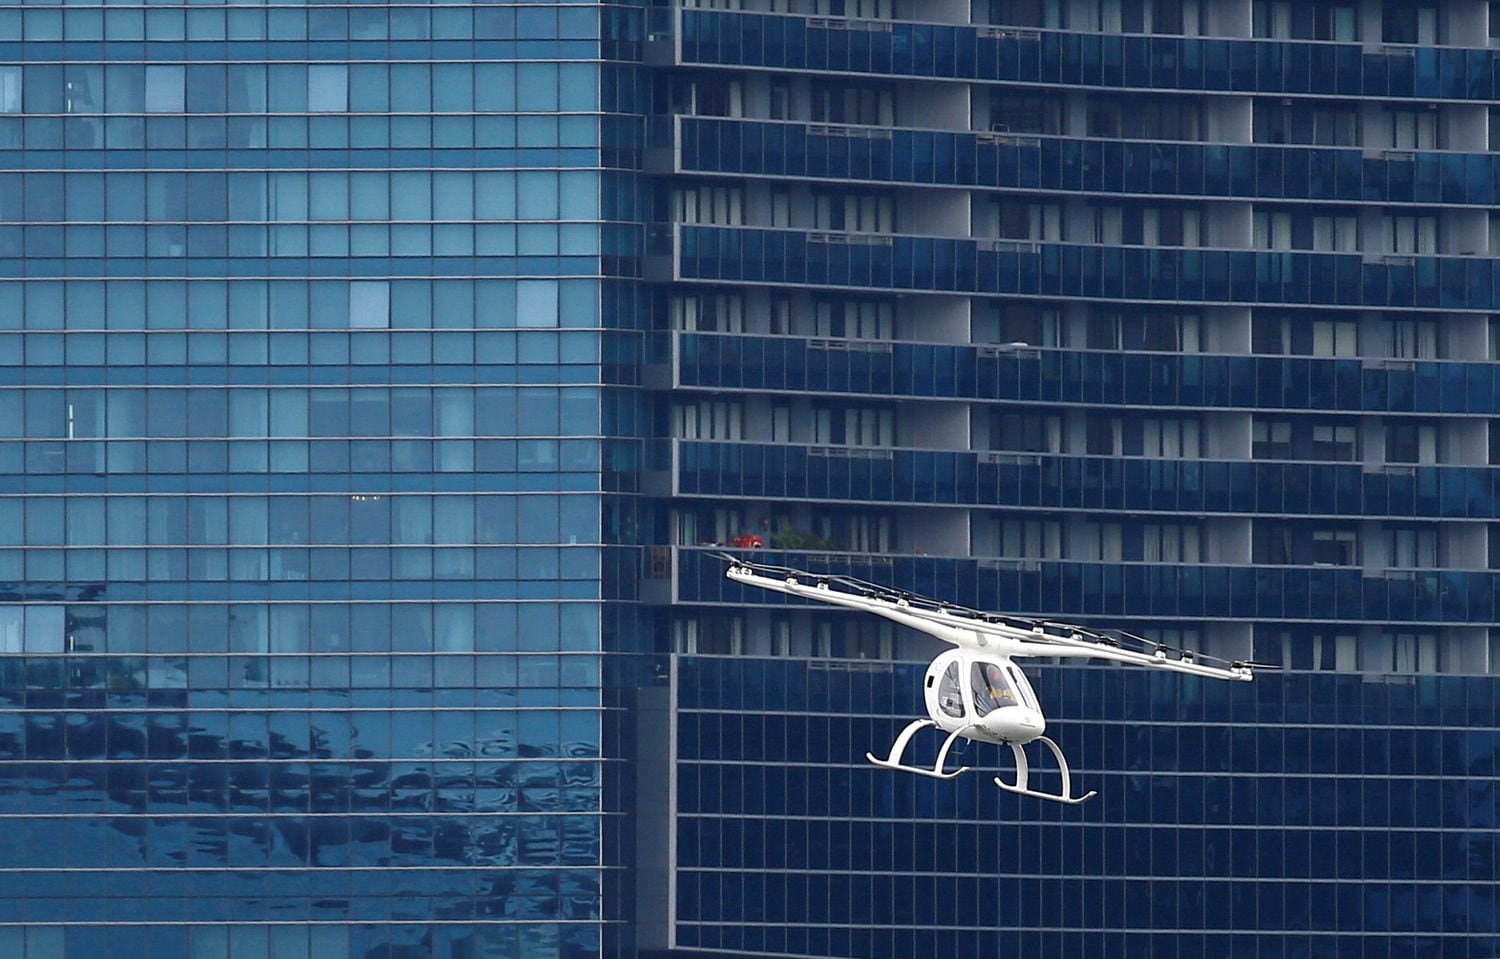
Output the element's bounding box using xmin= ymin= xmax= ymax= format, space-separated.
xmin=723 ymin=555 xmax=1254 ymax=682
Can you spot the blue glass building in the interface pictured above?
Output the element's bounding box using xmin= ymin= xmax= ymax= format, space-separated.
xmin=663 ymin=656 xmax=1500 ymax=959
xmin=5 ymin=0 xmax=1500 ymax=955
xmin=643 ymin=0 xmax=1500 ymax=957
xmin=0 ymin=0 xmax=651 ymax=955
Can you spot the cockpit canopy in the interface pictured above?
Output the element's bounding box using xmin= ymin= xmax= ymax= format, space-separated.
xmin=970 ymin=660 xmax=1019 ymax=716
xmin=932 ymin=654 xmax=1036 ymax=720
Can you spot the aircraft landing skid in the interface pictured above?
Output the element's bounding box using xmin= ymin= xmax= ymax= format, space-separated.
xmin=993 ymin=736 xmax=1098 ymax=805
xmin=864 ymin=718 xmax=972 ymax=780
xmin=866 ymin=722 xmax=1098 ymax=805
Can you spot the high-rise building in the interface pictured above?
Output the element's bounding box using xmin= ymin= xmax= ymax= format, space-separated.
xmin=0 ymin=2 xmax=649 ymax=956
xmin=3 ymin=0 xmax=1500 ymax=956
xmin=643 ymin=0 xmax=1500 ymax=956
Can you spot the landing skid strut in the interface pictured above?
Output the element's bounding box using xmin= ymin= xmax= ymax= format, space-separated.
xmin=865 ymin=723 xmax=1098 ymax=805
xmin=993 ymin=735 xmax=1097 ymax=805
xmin=864 ymin=718 xmax=972 ymax=780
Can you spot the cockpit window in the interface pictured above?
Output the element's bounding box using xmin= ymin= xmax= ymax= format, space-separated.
xmin=937 ymin=662 xmax=965 ymax=718
xmin=1006 ymin=663 xmax=1038 ymax=711
xmin=971 ymin=661 xmax=1018 ymax=717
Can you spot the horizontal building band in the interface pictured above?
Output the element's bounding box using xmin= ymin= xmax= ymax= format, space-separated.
xmin=671 ymin=332 xmax=1500 ymax=414
xmin=670 ymin=439 xmax=1500 ymax=518
xmin=672 ymin=547 xmax=1499 ymax=626
xmin=677 ymin=9 xmax=1500 ymax=102
xmin=673 ymin=225 xmax=1500 ymax=310
xmin=676 ymin=657 xmax=1489 ymax=731
xmin=674 ymin=116 xmax=1500 ymax=207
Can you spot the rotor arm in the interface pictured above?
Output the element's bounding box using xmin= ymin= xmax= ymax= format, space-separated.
xmin=721 ymin=556 xmax=1255 ymax=681
xmin=832 ymin=595 xmax=1252 ymax=678
xmin=725 ymin=562 xmax=976 ymax=646
xmin=1008 ymin=640 xmax=1252 ymax=681
xmin=892 ymin=605 xmax=1253 ymax=680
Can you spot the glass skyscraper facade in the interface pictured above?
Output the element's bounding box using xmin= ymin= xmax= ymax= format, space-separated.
xmin=4 ymin=0 xmax=1500 ymax=955
xmin=0 ymin=0 xmax=650 ymax=955
xmin=665 ymin=656 xmax=1500 ymax=958
xmin=645 ymin=0 xmax=1500 ymax=957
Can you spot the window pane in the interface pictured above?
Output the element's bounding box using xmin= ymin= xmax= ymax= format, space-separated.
xmin=24 ymin=605 xmax=64 ymax=653
xmin=0 ymin=67 xmax=19 ymax=114
xmin=516 ymin=280 xmax=559 ymax=328
xmin=307 ymin=64 xmax=347 ymax=113
xmin=145 ymin=65 xmax=184 ymax=113
xmin=0 ymin=607 xmax=20 ymax=653
xmin=349 ymin=281 xmax=390 ymax=329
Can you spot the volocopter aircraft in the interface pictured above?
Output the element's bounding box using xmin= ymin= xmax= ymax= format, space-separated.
xmin=724 ymin=555 xmax=1258 ymax=805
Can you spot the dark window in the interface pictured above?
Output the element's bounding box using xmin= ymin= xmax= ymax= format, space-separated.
xmin=810 ymin=82 xmax=893 ymax=125
xmin=1254 ymin=103 xmax=1359 ymax=146
xmin=1255 ymin=1 xmax=1359 ymax=40
xmin=1386 ymin=423 xmax=1436 ymax=464
xmin=768 ymin=80 xmax=791 ymax=121
xmin=991 ymin=413 xmax=1060 ymax=453
xmin=1253 ymin=313 xmax=1360 ymax=355
xmin=1309 ymin=424 xmax=1358 ymax=462
xmin=1311 ymin=531 xmax=1357 ymax=566
xmin=937 ymin=662 xmax=965 ymax=718
xmin=1087 ymin=313 xmax=1122 ymax=350
xmin=989 ymin=0 xmax=1056 ymax=28
xmin=1254 ymin=523 xmax=1293 ymax=564
xmin=1086 ymin=417 xmax=1118 ymax=455
xmin=1254 ymin=524 xmax=1357 ymax=565
xmin=1253 ymin=420 xmax=1292 ymax=459
xmin=1382 ymin=0 xmax=1437 ymax=43
xmin=990 ymin=92 xmax=1063 ymax=135
xmin=1089 ymin=310 xmax=1197 ymax=351
xmin=1088 ymin=97 xmax=1202 ymax=140
xmin=978 ymin=302 xmax=1063 ymax=347
xmin=970 ymin=661 xmax=1018 ymax=717
xmin=1252 ymin=316 xmax=1288 ymax=354
xmin=1255 ymin=629 xmax=1346 ymax=669
xmin=1153 ymin=0 xmax=1185 ymax=34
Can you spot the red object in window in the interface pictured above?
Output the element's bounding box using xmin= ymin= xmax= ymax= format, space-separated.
xmin=730 ymin=534 xmax=765 ymax=549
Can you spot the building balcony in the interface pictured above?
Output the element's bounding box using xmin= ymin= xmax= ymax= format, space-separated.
xmin=666 ymin=546 xmax=1496 ymax=625
xmin=666 ymin=224 xmax=1500 ymax=312
xmin=668 ymin=116 xmax=1500 ymax=208
xmin=667 ymin=331 xmax=1500 ymax=415
xmin=664 ymin=439 xmax=1499 ymax=520
xmin=673 ymin=8 xmax=1499 ymax=102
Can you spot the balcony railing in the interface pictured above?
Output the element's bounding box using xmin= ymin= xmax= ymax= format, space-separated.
xmin=668 ymin=331 xmax=1496 ymax=414
xmin=669 ymin=224 xmax=1500 ymax=311
xmin=679 ymin=8 xmax=1500 ymax=102
xmin=668 ymin=439 xmax=1500 ymax=519
xmin=670 ymin=115 xmax=1500 ymax=208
